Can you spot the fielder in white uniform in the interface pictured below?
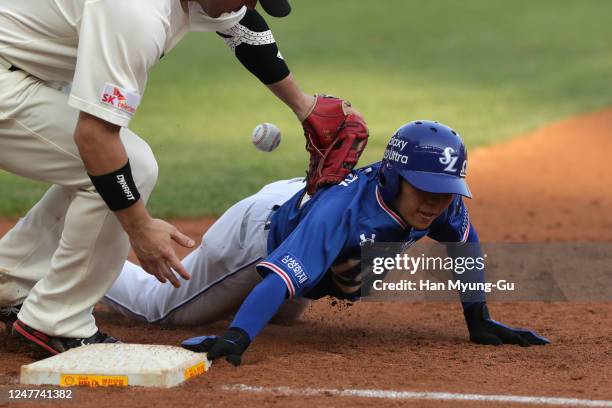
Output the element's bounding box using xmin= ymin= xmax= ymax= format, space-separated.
xmin=0 ymin=0 xmax=333 ymax=356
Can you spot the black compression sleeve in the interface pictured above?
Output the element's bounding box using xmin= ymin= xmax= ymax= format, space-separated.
xmin=89 ymin=160 xmax=141 ymax=211
xmin=217 ymin=9 xmax=290 ymax=85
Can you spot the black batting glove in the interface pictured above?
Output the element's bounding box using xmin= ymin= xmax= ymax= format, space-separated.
xmin=463 ymin=302 xmax=550 ymax=347
xmin=181 ymin=327 xmax=251 ymax=366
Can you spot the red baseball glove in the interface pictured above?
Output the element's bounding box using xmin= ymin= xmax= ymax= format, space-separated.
xmin=302 ymin=95 xmax=369 ymax=195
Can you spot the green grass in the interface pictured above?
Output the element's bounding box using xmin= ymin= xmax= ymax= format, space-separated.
xmin=2 ymin=0 xmax=611 ymax=216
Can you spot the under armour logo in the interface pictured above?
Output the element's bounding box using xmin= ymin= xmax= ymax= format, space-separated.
xmin=360 ymin=233 xmax=376 ymax=246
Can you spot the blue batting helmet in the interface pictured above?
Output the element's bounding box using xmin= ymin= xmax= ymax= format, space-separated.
xmin=378 ymin=120 xmax=472 ymax=204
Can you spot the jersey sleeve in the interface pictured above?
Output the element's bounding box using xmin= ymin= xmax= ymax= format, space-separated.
xmin=256 ymin=195 xmax=351 ymax=298
xmin=68 ymin=0 xmax=166 ymax=127
xmin=229 ymin=273 xmax=288 ymax=341
xmin=188 ymin=4 xmax=247 ymax=32
xmin=427 ymin=195 xmax=471 ymax=244
xmin=431 ymin=198 xmax=486 ymax=305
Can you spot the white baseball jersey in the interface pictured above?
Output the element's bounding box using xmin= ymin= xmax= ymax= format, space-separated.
xmin=0 ymin=0 xmax=246 ymax=127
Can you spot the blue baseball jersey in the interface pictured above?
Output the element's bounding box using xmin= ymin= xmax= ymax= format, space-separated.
xmin=256 ymin=162 xmax=471 ymax=299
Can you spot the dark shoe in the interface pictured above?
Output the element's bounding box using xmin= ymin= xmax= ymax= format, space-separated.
xmin=0 ymin=304 xmax=21 ymax=327
xmin=12 ymin=319 xmax=119 ymax=356
xmin=1 ymin=305 xmax=21 ymax=350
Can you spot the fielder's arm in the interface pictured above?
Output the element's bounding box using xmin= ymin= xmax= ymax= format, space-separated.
xmin=217 ymin=9 xmax=315 ymax=121
xmin=217 ymin=10 xmax=369 ymax=195
xmin=74 ymin=113 xmax=194 ymax=288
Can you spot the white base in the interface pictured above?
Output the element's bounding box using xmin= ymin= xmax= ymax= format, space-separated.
xmin=20 ymin=344 xmax=210 ymax=388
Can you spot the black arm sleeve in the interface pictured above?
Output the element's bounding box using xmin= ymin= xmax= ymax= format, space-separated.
xmin=217 ymin=9 xmax=290 ymax=85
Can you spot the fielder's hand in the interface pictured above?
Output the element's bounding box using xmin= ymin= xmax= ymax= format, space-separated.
xmin=127 ymin=218 xmax=194 ymax=288
xmin=182 ymin=327 xmax=251 ymax=366
xmin=302 ymin=94 xmax=369 ymax=195
xmin=464 ymin=303 xmax=550 ymax=347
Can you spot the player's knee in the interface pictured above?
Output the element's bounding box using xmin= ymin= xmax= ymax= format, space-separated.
xmin=134 ymin=149 xmax=158 ymax=200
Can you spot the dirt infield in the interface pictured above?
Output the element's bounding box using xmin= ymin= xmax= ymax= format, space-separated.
xmin=1 ymin=110 xmax=612 ymax=407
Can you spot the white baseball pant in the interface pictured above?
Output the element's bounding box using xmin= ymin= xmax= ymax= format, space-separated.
xmin=0 ymin=64 xmax=158 ymax=338
xmin=103 ymin=179 xmax=310 ymax=325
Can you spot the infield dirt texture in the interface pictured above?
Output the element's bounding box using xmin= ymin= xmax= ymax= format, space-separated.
xmin=1 ymin=110 xmax=611 ymax=407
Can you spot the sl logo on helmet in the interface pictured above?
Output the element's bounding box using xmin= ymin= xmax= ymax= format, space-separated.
xmin=440 ymin=147 xmax=468 ymax=176
xmin=440 ymin=147 xmax=459 ymax=172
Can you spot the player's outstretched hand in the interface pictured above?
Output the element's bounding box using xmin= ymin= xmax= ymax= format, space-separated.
xmin=182 ymin=327 xmax=251 ymax=367
xmin=463 ymin=303 xmax=550 ymax=347
xmin=127 ymin=218 xmax=195 ymax=288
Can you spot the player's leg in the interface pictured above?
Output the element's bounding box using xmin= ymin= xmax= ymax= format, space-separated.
xmin=0 ymin=185 xmax=70 ymax=306
xmin=103 ymin=178 xmax=307 ymax=326
xmin=0 ymin=68 xmax=158 ymax=338
xmin=18 ymin=134 xmax=156 ymax=337
xmin=103 ymin=191 xmax=269 ymax=325
xmin=103 ymin=257 xmax=263 ymax=325
xmin=100 ymin=260 xmax=167 ymax=322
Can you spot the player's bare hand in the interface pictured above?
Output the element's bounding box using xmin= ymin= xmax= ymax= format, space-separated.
xmin=127 ymin=218 xmax=195 ymax=288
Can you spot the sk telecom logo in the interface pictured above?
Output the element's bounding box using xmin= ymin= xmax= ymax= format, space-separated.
xmin=102 ymin=87 xmax=126 ymax=106
xmin=101 ymin=83 xmax=141 ymax=116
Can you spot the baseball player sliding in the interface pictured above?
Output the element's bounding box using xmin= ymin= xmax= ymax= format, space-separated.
xmin=103 ymin=121 xmax=549 ymax=366
xmin=0 ymin=0 xmax=368 ymax=356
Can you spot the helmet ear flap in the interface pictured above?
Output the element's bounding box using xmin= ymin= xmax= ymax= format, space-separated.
xmin=378 ymin=163 xmax=399 ymax=205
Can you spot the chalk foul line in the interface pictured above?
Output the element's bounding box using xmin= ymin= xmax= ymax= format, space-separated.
xmin=221 ymin=384 xmax=612 ymax=407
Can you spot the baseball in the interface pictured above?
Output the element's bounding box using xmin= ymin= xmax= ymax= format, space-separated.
xmin=252 ymin=123 xmax=281 ymax=152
